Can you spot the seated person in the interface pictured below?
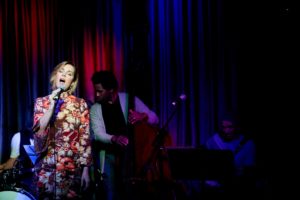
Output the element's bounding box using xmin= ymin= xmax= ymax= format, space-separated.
xmin=205 ymin=114 xmax=255 ymax=176
xmin=205 ymin=113 xmax=256 ymax=199
xmin=0 ymin=128 xmax=34 ymax=171
xmin=0 ymin=128 xmax=35 ymax=192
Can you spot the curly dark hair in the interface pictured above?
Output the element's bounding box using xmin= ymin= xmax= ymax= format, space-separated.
xmin=91 ymin=70 xmax=118 ymax=90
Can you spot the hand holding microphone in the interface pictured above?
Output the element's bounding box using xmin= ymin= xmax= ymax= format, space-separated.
xmin=52 ymin=86 xmax=65 ymax=100
xmin=50 ymin=86 xmax=65 ymax=124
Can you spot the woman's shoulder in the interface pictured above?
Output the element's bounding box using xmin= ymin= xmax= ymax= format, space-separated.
xmin=34 ymin=95 xmax=50 ymax=104
xmin=68 ymin=95 xmax=90 ymax=106
xmin=67 ymin=95 xmax=82 ymax=101
xmin=35 ymin=95 xmax=49 ymax=100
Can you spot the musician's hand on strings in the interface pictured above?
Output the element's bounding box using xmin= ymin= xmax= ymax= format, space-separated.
xmin=111 ymin=135 xmax=129 ymax=147
xmin=128 ymin=109 xmax=148 ymax=125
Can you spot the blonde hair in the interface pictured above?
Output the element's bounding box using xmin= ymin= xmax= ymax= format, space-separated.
xmin=49 ymin=61 xmax=78 ymax=94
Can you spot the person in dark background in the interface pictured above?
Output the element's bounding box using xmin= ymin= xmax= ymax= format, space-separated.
xmin=0 ymin=127 xmax=35 ymax=194
xmin=0 ymin=128 xmax=34 ymax=173
xmin=204 ymin=113 xmax=256 ymax=199
xmin=206 ymin=114 xmax=255 ymax=172
xmin=90 ymin=70 xmax=159 ymax=200
xmin=32 ymin=61 xmax=92 ymax=199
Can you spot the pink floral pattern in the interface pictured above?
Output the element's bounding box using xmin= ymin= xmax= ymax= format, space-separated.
xmin=33 ymin=94 xmax=92 ymax=199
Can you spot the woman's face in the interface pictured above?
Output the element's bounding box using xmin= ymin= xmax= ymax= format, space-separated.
xmin=55 ymin=64 xmax=75 ymax=91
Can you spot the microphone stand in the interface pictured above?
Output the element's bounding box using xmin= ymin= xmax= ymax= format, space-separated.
xmin=50 ymin=98 xmax=62 ymax=126
xmin=140 ymin=103 xmax=181 ymax=200
xmin=152 ymin=106 xmax=178 ymax=149
xmin=50 ymin=97 xmax=63 ymax=199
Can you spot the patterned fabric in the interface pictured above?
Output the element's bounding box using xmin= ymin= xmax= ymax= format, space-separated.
xmin=33 ymin=94 xmax=92 ymax=199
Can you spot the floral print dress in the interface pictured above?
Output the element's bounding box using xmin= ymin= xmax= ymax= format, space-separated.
xmin=33 ymin=94 xmax=92 ymax=199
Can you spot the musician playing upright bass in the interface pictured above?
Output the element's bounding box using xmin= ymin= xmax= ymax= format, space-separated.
xmin=90 ymin=70 xmax=159 ymax=200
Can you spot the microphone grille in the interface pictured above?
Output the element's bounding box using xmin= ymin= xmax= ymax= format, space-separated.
xmin=179 ymin=94 xmax=187 ymax=100
xmin=58 ymin=85 xmax=65 ymax=91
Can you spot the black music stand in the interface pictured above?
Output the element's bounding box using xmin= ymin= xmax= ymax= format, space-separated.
xmin=166 ymin=147 xmax=234 ymax=180
xmin=166 ymin=147 xmax=235 ymax=199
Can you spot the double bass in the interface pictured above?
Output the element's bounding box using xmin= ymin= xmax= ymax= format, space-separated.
xmin=126 ymin=94 xmax=174 ymax=199
xmin=133 ymin=122 xmax=172 ymax=182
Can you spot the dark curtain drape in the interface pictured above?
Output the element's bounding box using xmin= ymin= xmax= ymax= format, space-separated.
xmin=144 ymin=0 xmax=241 ymax=146
xmin=0 ymin=0 xmax=272 ymax=175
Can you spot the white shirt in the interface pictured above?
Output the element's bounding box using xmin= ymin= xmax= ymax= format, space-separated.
xmin=10 ymin=132 xmax=34 ymax=158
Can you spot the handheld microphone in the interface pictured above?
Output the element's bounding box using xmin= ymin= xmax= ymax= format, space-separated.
xmin=171 ymin=94 xmax=187 ymax=106
xmin=53 ymin=86 xmax=65 ymax=100
xmin=50 ymin=86 xmax=65 ymax=124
